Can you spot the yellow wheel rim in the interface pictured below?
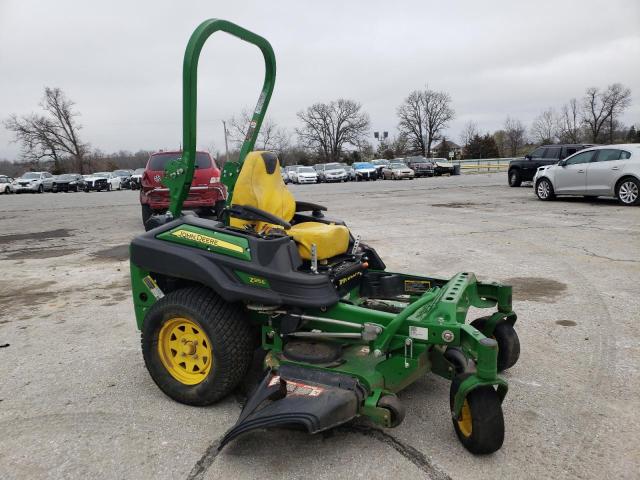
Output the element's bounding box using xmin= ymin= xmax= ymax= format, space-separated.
xmin=457 ymin=399 xmax=473 ymax=438
xmin=157 ymin=317 xmax=213 ymax=385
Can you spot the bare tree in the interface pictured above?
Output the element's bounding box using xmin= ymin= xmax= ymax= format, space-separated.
xmin=389 ymin=134 xmax=410 ymax=157
xmin=603 ymin=83 xmax=631 ymax=143
xmin=396 ymin=91 xmax=425 ymax=156
xmin=558 ymin=98 xmax=581 ymax=143
xmin=530 ymin=108 xmax=558 ymax=144
xmin=581 ymin=87 xmax=611 ymax=143
xmin=3 ymin=113 xmax=61 ymax=170
xmin=296 ymin=99 xmax=370 ymax=161
xmin=397 ymin=88 xmax=455 ymax=157
xmin=227 ymin=109 xmax=289 ymax=152
xmin=492 ymin=130 xmax=508 ymax=158
xmin=580 ymin=84 xmax=632 ymax=143
xmin=460 ymin=120 xmax=479 ymax=148
xmin=504 ymin=116 xmax=527 ymax=156
xmin=4 ymin=87 xmax=88 ymax=173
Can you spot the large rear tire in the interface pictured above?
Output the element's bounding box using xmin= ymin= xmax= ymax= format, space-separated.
xmin=141 ymin=286 xmax=253 ymax=406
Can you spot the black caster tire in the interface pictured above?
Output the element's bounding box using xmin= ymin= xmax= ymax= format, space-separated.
xmin=450 ymin=374 xmax=504 ymax=454
xmin=141 ymin=286 xmax=253 ymax=406
xmin=470 ymin=318 xmax=520 ymax=372
xmin=378 ymin=394 xmax=406 ymax=428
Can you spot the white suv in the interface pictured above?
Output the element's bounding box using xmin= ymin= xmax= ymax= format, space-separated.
xmin=12 ymin=171 xmax=54 ymax=193
xmin=533 ymin=144 xmax=640 ymax=206
xmin=84 ymin=172 xmax=122 ymax=191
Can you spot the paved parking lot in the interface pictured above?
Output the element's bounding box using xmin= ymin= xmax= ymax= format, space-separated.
xmin=1 ymin=173 xmax=639 ymax=480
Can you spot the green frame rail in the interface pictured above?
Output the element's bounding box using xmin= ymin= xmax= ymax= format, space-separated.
xmin=167 ymin=19 xmax=276 ymax=217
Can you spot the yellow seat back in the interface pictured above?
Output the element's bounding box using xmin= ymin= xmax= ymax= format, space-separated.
xmin=230 ymin=151 xmax=295 ymax=232
xmin=230 ymin=151 xmax=350 ymax=261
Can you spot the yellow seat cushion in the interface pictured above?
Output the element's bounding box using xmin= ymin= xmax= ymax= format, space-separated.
xmin=287 ymin=222 xmax=350 ymax=261
xmin=230 ymin=151 xmax=350 ymax=261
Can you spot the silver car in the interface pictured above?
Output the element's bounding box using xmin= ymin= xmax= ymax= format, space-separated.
xmin=320 ymin=162 xmax=347 ymax=182
xmin=12 ymin=171 xmax=55 ymax=193
xmin=533 ymin=144 xmax=640 ymax=206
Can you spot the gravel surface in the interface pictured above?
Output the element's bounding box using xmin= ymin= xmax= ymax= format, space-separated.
xmin=1 ymin=173 xmax=638 ymax=479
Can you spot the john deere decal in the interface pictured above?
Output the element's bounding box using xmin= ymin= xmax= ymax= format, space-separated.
xmin=171 ymin=229 xmax=244 ymax=253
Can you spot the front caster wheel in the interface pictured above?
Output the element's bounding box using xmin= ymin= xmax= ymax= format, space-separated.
xmin=141 ymin=286 xmax=254 ymax=406
xmin=450 ymin=374 xmax=504 ymax=454
xmin=377 ymin=394 xmax=406 ymax=428
xmin=470 ymin=318 xmax=520 ymax=372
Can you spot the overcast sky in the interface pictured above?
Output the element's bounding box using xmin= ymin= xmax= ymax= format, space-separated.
xmin=1 ymin=0 xmax=639 ymax=159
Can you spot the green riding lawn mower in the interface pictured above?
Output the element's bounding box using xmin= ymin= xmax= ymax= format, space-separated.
xmin=130 ymin=19 xmax=520 ymax=454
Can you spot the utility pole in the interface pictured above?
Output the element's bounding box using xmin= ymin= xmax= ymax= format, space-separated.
xmin=374 ymin=131 xmax=389 ymax=157
xmin=222 ymin=120 xmax=230 ymax=164
xmin=374 ymin=131 xmax=389 ymax=145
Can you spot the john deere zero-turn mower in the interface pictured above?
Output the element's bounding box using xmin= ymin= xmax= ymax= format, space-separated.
xmin=130 ymin=19 xmax=520 ymax=454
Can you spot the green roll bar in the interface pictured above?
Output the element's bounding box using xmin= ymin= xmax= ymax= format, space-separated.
xmin=166 ymin=19 xmax=276 ymax=218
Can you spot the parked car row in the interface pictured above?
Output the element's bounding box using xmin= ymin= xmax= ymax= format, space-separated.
xmin=1 ymin=169 xmax=142 ymax=194
xmin=281 ymin=157 xmax=456 ymax=184
xmin=1 ymin=150 xmax=229 ymax=232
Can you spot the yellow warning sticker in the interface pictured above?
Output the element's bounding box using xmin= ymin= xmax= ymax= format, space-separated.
xmin=404 ymin=279 xmax=431 ymax=293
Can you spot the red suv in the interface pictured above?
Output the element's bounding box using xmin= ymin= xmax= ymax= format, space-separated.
xmin=140 ymin=150 xmax=226 ymax=227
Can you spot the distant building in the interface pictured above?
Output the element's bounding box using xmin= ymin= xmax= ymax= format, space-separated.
xmin=431 ymin=140 xmax=462 ymax=159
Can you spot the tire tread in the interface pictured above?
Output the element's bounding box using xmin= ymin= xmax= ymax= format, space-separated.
xmin=141 ymin=286 xmax=253 ymax=406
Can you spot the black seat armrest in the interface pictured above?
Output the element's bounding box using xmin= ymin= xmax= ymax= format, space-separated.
xmin=225 ymin=204 xmax=291 ymax=230
xmin=295 ymin=201 xmax=327 ymax=218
